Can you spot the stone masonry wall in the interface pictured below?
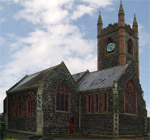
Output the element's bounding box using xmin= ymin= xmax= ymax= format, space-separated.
xmin=80 ymin=89 xmax=113 ymax=135
xmin=42 ymin=64 xmax=79 ymax=134
xmin=7 ymin=89 xmax=37 ymax=132
xmin=125 ymin=32 xmax=136 ymax=64
xmin=99 ymin=30 xmax=119 ymax=70
xmin=118 ymin=64 xmax=147 ymax=134
xmin=119 ymin=114 xmax=146 ymax=135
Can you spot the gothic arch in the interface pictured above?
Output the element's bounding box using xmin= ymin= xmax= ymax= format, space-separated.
xmin=55 ymin=83 xmax=70 ymax=112
xmin=26 ymin=94 xmax=33 ymax=118
xmin=86 ymin=94 xmax=91 ymax=113
xmin=68 ymin=117 xmax=77 ymax=133
xmin=127 ymin=39 xmax=134 ymax=56
xmin=124 ymin=79 xmax=137 ymax=114
xmin=9 ymin=98 xmax=15 ymax=117
xmin=94 ymin=94 xmax=99 ymax=113
xmin=17 ymin=96 xmax=23 ymax=118
xmin=102 ymin=92 xmax=108 ymax=112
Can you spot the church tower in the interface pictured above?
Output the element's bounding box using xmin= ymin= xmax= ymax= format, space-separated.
xmin=97 ymin=1 xmax=139 ymax=79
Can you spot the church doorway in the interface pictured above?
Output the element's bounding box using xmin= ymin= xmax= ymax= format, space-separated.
xmin=68 ymin=117 xmax=76 ymax=133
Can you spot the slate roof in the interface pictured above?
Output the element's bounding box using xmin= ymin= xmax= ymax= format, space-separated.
xmin=72 ymin=70 xmax=89 ymax=82
xmin=8 ymin=62 xmax=128 ymax=93
xmin=8 ymin=64 xmax=59 ymax=93
xmin=78 ymin=64 xmax=128 ymax=91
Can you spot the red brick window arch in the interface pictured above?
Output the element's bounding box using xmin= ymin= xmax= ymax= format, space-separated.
xmin=26 ymin=95 xmax=33 ymax=117
xmin=94 ymin=94 xmax=99 ymax=113
xmin=18 ymin=97 xmax=23 ymax=117
xmin=102 ymin=92 xmax=108 ymax=112
xmin=127 ymin=39 xmax=133 ymax=56
xmin=55 ymin=83 xmax=70 ymax=112
xmin=86 ymin=94 xmax=91 ymax=113
xmin=10 ymin=99 xmax=15 ymax=117
xmin=124 ymin=79 xmax=137 ymax=114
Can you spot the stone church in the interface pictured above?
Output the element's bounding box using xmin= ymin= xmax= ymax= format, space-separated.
xmin=3 ymin=2 xmax=147 ymax=136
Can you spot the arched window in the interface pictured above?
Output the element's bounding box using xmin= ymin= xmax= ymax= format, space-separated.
xmin=26 ymin=95 xmax=33 ymax=117
xmin=102 ymin=93 xmax=108 ymax=112
xmin=94 ymin=94 xmax=99 ymax=112
xmin=10 ymin=99 xmax=15 ymax=117
xmin=18 ymin=97 xmax=23 ymax=117
xmin=86 ymin=94 xmax=91 ymax=113
xmin=127 ymin=39 xmax=133 ymax=56
xmin=124 ymin=79 xmax=137 ymax=114
xmin=55 ymin=83 xmax=70 ymax=112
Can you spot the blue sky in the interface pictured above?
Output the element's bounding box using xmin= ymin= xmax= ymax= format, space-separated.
xmin=0 ymin=0 xmax=149 ymax=116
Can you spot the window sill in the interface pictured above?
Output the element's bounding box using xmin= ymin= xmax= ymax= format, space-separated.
xmin=82 ymin=112 xmax=111 ymax=115
xmin=120 ymin=113 xmax=137 ymax=116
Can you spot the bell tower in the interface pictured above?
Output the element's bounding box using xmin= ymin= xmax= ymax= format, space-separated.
xmin=97 ymin=1 xmax=139 ymax=79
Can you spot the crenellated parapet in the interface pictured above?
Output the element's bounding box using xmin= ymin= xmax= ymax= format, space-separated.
xmin=101 ymin=23 xmax=118 ymax=36
xmin=125 ymin=24 xmax=135 ymax=36
xmin=101 ymin=23 xmax=136 ymax=37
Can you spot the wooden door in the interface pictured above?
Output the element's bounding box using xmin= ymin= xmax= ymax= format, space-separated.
xmin=68 ymin=117 xmax=76 ymax=133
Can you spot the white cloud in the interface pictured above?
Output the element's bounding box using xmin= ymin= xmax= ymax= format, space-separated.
xmin=139 ymin=24 xmax=150 ymax=51
xmin=15 ymin=0 xmax=113 ymax=25
xmin=0 ymin=18 xmax=6 ymax=23
xmin=15 ymin=0 xmax=72 ymax=26
xmin=0 ymin=5 xmax=4 ymax=11
xmin=72 ymin=5 xmax=93 ymax=20
xmin=0 ymin=37 xmax=5 ymax=45
xmin=0 ymin=0 xmax=112 ymax=113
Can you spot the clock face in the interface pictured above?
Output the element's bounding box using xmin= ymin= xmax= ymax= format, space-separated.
xmin=107 ymin=43 xmax=115 ymax=52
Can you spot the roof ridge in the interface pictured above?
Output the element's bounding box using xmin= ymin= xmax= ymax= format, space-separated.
xmin=28 ymin=64 xmax=59 ymax=77
xmin=91 ymin=64 xmax=127 ymax=74
xmin=72 ymin=70 xmax=89 ymax=76
xmin=78 ymin=71 xmax=90 ymax=85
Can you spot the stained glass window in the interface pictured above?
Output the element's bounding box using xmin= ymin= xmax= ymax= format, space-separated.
xmin=65 ymin=95 xmax=68 ymax=111
xmin=26 ymin=95 xmax=33 ymax=117
xmin=55 ymin=83 xmax=70 ymax=112
xmin=94 ymin=94 xmax=99 ymax=112
xmin=10 ymin=99 xmax=15 ymax=117
xmin=18 ymin=98 xmax=23 ymax=117
xmin=86 ymin=95 xmax=91 ymax=112
xmin=124 ymin=79 xmax=137 ymax=114
xmin=102 ymin=93 xmax=108 ymax=112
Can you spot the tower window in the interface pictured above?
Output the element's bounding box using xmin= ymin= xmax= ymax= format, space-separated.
xmin=127 ymin=39 xmax=133 ymax=56
xmin=124 ymin=79 xmax=137 ymax=114
xmin=86 ymin=94 xmax=91 ymax=113
xmin=55 ymin=83 xmax=70 ymax=112
xmin=102 ymin=93 xmax=108 ymax=112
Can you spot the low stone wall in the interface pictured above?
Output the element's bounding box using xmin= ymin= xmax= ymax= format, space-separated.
xmin=80 ymin=113 xmax=113 ymax=135
xmin=119 ymin=114 xmax=146 ymax=135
